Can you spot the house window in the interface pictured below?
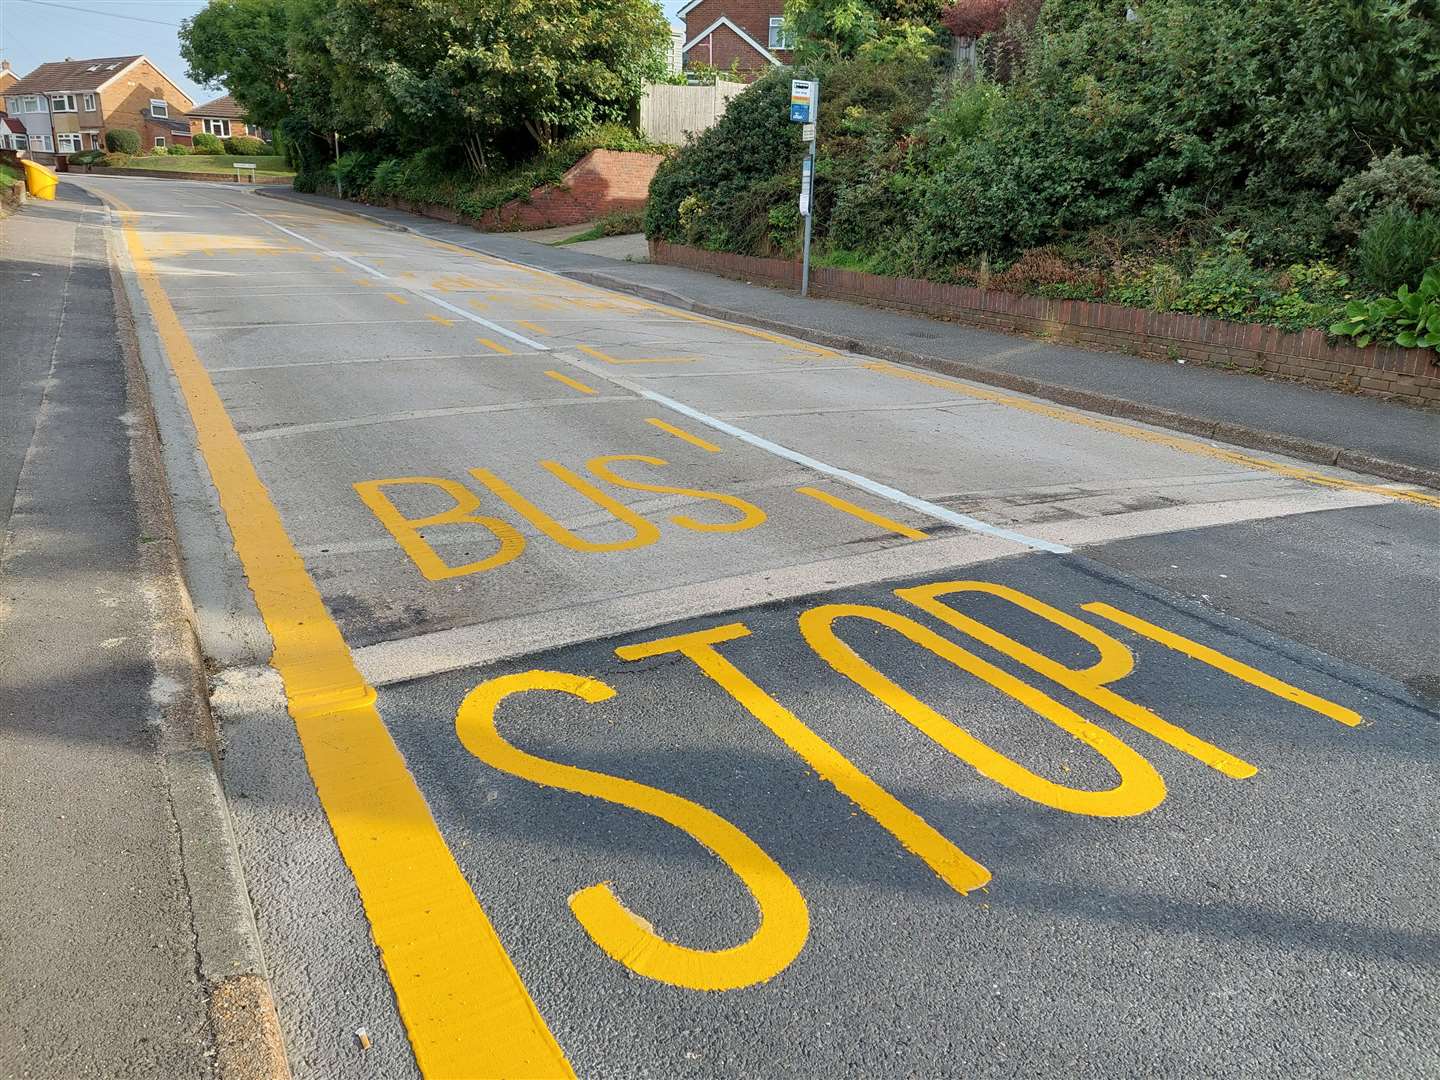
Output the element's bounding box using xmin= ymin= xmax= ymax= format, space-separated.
xmin=57 ymin=132 xmax=82 ymax=152
xmin=51 ymin=93 xmax=77 ymax=112
xmin=82 ymin=93 xmax=97 ymax=112
xmin=768 ymin=17 xmax=794 ymax=49
xmin=153 ymin=135 xmax=166 ymax=148
xmin=149 ymin=98 xmax=168 ymax=118
xmin=203 ymin=117 xmax=231 ymax=137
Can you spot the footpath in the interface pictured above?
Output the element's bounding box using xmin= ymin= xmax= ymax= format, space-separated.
xmin=261 ymin=189 xmax=1440 ymax=490
xmin=0 ymin=184 xmax=285 ymax=1079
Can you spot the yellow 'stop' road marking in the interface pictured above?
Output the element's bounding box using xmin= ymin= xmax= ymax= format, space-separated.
xmin=544 ymin=370 xmax=599 ymax=395
xmin=645 ymin=418 xmax=722 ymax=452
xmin=796 ymin=486 xmax=928 ymax=540
xmin=863 ymin=362 xmax=1440 ymax=508
xmin=106 ymin=196 xmax=575 ymax=1078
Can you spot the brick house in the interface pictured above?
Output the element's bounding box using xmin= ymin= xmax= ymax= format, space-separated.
xmin=187 ymin=93 xmax=267 ymax=143
xmin=1 ymin=55 xmax=194 ymax=161
xmin=678 ymin=0 xmax=794 ymax=77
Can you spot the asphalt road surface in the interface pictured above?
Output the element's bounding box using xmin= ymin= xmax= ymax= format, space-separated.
xmin=80 ymin=175 xmax=1439 ymax=1080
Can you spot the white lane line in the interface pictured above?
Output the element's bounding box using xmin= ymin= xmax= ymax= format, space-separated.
xmin=563 ymin=354 xmax=1072 ymax=555
xmin=238 ymin=395 xmax=628 ymax=442
xmin=219 ymin=201 xmax=550 ymax=352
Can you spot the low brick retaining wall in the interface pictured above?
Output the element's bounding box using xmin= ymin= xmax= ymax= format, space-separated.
xmin=71 ymin=165 xmax=292 ymax=184
xmin=352 ymin=149 xmax=665 ymax=232
xmin=650 ymin=240 xmax=1440 ymax=409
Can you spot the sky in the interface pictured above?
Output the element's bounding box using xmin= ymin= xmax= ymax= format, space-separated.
xmin=0 ymin=0 xmax=688 ymax=106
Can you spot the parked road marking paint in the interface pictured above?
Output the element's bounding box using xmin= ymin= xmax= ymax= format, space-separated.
xmin=1084 ymin=603 xmax=1364 ymax=726
xmin=457 ymin=671 xmax=810 ymax=990
xmin=646 ymin=418 xmax=721 ymax=453
xmin=864 ymin=362 xmax=1440 ymax=509
xmin=796 ymin=487 xmax=927 ymax=540
xmin=108 ymin=196 xmax=574 ymax=1078
xmin=545 ymin=370 xmax=599 ymax=395
xmin=616 ymin=625 xmax=992 ymax=894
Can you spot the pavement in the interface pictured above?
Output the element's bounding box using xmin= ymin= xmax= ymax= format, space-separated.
xmin=25 ymin=172 xmax=1440 ymax=1079
xmin=0 ymin=185 xmax=285 ymax=1080
xmin=265 ymin=190 xmax=1440 ymax=489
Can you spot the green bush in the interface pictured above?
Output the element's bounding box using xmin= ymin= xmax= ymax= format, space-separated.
xmin=1327 ymin=152 xmax=1440 ymax=240
xmin=1354 ymin=207 xmax=1440 ymax=293
xmin=168 ymin=144 xmax=192 ymax=155
xmin=105 ymin=128 xmax=140 ymax=154
xmin=224 ymin=135 xmax=268 ymax=155
xmin=192 ymin=132 xmax=224 ymax=154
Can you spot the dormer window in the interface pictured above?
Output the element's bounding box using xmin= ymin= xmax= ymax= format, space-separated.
xmin=150 ymin=98 xmax=168 ymax=118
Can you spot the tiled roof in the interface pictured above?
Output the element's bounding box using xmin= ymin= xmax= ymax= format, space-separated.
xmin=6 ymin=56 xmax=141 ymax=95
xmin=189 ymin=93 xmax=244 ymax=119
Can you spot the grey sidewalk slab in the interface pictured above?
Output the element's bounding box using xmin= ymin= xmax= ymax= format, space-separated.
xmin=258 ymin=189 xmax=1440 ymax=488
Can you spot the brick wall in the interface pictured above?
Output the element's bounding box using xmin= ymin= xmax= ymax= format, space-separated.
xmin=650 ymin=240 xmax=1440 ymax=408
xmin=98 ymin=61 xmax=193 ymax=150
xmin=370 ymin=149 xmax=666 ymax=231
xmin=684 ymin=0 xmax=791 ymax=76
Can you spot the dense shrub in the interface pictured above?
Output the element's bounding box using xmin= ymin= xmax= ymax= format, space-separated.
xmin=1328 ymin=153 xmax=1440 ymax=240
xmin=1354 ymin=208 xmax=1440 ymax=293
xmin=224 ymin=135 xmax=268 ymax=155
xmin=105 ymin=128 xmax=140 ymax=154
xmin=192 ymin=132 xmax=224 ymax=154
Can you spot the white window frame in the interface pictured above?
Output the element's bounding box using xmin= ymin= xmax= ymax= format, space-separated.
xmin=768 ymin=16 xmax=794 ymax=49
xmin=153 ymin=135 xmax=167 ymax=148
xmin=203 ymin=117 xmax=231 ymax=137
xmin=51 ymin=93 xmax=77 ymax=112
xmin=56 ymin=132 xmax=82 ymax=153
xmin=149 ymin=98 xmax=168 ymax=118
xmin=82 ymin=93 xmax=97 ymax=112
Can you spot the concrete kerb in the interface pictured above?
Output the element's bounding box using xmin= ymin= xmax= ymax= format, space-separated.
xmin=106 ymin=202 xmax=292 ymax=1080
xmin=253 ymin=188 xmax=1440 ymax=493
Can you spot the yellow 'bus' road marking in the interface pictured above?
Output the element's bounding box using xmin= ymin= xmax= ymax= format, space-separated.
xmin=864 ymin=362 xmax=1440 ymax=509
xmin=796 ymin=486 xmax=928 ymax=539
xmin=545 ymin=370 xmax=599 ymax=395
xmin=646 ymin=418 xmax=721 ymax=452
xmin=478 ymin=337 xmax=514 ymax=355
xmin=107 ymin=196 xmax=574 ymax=1079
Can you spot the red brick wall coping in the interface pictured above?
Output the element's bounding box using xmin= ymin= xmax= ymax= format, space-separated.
xmin=649 ymin=240 xmax=1440 ymax=409
xmin=348 ymin=149 xmax=665 ymax=232
xmin=72 ymin=164 xmax=292 ymax=184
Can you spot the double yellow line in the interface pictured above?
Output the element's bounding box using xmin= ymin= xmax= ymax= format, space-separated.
xmin=107 ymin=196 xmax=575 ymax=1077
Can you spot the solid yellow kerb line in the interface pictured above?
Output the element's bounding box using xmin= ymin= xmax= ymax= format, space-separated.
xmin=108 ymin=197 xmax=574 ymax=1079
xmin=864 ymin=362 xmax=1440 ymax=509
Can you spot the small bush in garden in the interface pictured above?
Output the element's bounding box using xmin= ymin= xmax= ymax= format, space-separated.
xmin=1328 ymin=152 xmax=1440 ymax=239
xmin=192 ymin=132 xmax=224 ymax=154
xmin=1354 ymin=207 xmax=1440 ymax=293
xmin=1332 ymin=264 xmax=1440 ymax=352
xmin=224 ymin=135 xmax=267 ymax=155
xmin=105 ymin=128 xmax=140 ymax=154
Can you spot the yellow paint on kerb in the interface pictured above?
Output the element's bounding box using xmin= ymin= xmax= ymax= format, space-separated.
xmin=1084 ymin=602 xmax=1364 ymax=727
xmin=617 ymin=624 xmax=991 ymax=895
xmin=800 ymin=603 xmax=1167 ymax=817
xmin=898 ymin=581 xmax=1256 ymax=779
xmin=456 ymin=670 xmax=810 ymax=991
xmin=110 ymin=198 xmax=573 ymax=1079
xmin=863 ymin=361 xmax=1440 ymax=509
xmin=795 ymin=487 xmax=928 ymax=540
xmin=645 ymin=418 xmax=722 ymax=453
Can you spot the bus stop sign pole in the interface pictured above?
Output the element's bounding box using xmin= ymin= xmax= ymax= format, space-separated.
xmin=791 ymin=78 xmax=819 ymax=298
